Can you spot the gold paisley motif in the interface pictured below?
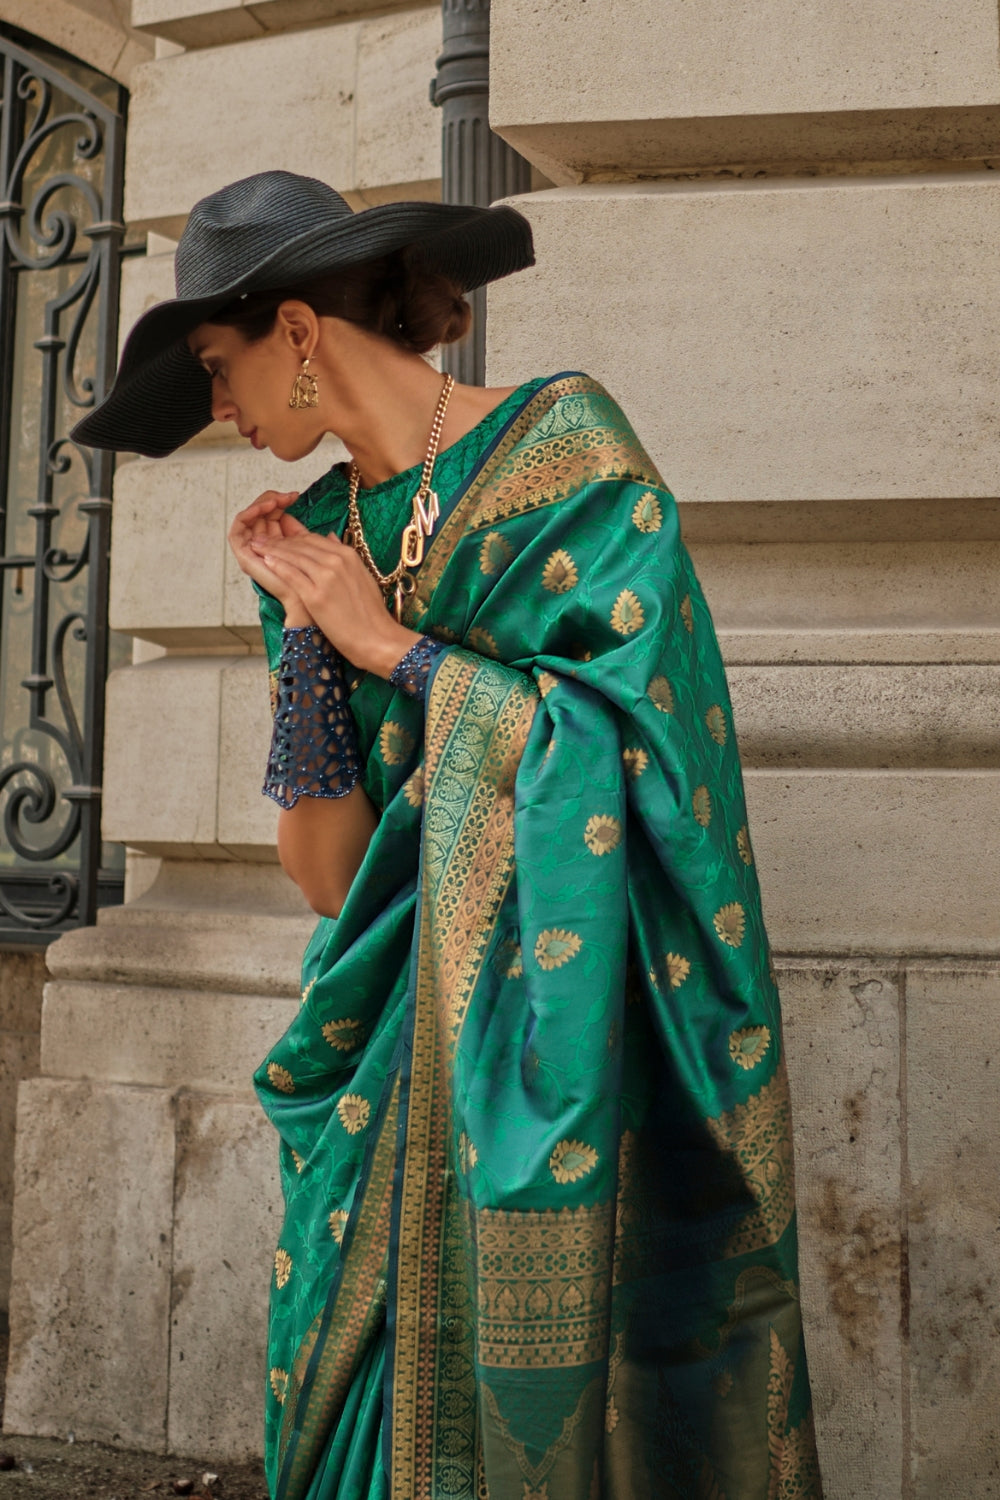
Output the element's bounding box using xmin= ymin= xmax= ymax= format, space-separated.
xmin=622 ymin=746 xmax=649 ymax=778
xmin=300 ymin=977 xmax=317 ymax=1007
xmin=269 ymin=1367 xmax=288 ymax=1404
xmin=542 ymin=548 xmax=579 ymax=593
xmin=267 ymin=1062 xmax=295 ymax=1094
xmin=665 ymin=952 xmax=691 ymax=990
xmin=322 ymin=1017 xmax=365 ymax=1053
xmin=680 ymin=593 xmax=694 ymax=633
xmin=549 ymin=1138 xmax=599 ymax=1184
xmin=274 ymin=1248 xmax=292 ymax=1289
xmin=737 ymin=824 xmax=753 ymax=865
xmin=290 ymin=1149 xmax=305 ymax=1174
xmin=534 ymin=928 xmax=583 ymax=970
xmin=583 ymin=813 xmax=622 ymax=856
xmin=468 ymin=626 xmax=499 ymax=658
xmin=537 ymin=671 xmax=559 ymax=698
xmin=329 ymin=1208 xmax=349 ymax=1244
xmin=631 ymin=490 xmax=663 ymax=533
xmin=379 ymin=720 xmax=415 ymax=766
xmin=714 ymin=902 xmax=746 ymax=948
xmin=403 ymin=765 xmax=425 ymax=807
xmin=610 ymin=588 xmax=645 ymax=636
xmin=337 ymin=1093 xmax=371 ymax=1135
xmin=730 ymin=1025 xmax=772 ymax=1070
xmin=705 ymin=1062 xmax=796 ymax=1259
xmin=706 ymin=703 xmax=727 ymax=745
xmin=479 ymin=530 xmax=514 ymax=575
xmin=692 ymin=784 xmax=712 ymax=827
xmin=492 ymin=936 xmax=524 ymax=979
xmin=458 ymin=1132 xmax=479 ymax=1172
xmin=648 ymin=675 xmax=674 ymax=713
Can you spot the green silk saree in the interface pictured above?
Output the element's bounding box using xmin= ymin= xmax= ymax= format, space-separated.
xmin=255 ymin=374 xmax=822 ymax=1500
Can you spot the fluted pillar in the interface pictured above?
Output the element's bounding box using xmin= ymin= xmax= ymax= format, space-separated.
xmin=432 ymin=0 xmax=530 ymax=384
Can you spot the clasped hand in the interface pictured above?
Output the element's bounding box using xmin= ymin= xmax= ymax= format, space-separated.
xmin=228 ymin=490 xmax=418 ymax=678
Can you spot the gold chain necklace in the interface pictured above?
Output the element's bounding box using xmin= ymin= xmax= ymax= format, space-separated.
xmin=346 ymin=373 xmax=455 ymax=621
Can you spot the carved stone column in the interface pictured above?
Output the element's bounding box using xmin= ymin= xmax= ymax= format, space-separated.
xmin=431 ymin=0 xmax=531 ymax=385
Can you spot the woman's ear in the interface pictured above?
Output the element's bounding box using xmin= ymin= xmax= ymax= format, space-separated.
xmin=275 ymin=299 xmax=320 ymax=359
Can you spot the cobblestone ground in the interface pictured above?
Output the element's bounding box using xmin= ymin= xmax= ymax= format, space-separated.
xmin=0 ymin=1323 xmax=268 ymax=1500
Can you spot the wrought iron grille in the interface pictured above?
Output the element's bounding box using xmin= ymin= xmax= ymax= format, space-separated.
xmin=0 ymin=26 xmax=132 ymax=944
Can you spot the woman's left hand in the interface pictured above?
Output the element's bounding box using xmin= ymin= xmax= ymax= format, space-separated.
xmin=250 ymin=530 xmax=420 ymax=677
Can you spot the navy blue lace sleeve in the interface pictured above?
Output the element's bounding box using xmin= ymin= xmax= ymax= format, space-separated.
xmin=387 ymin=635 xmax=446 ymax=700
xmin=262 ymin=626 xmax=361 ymax=808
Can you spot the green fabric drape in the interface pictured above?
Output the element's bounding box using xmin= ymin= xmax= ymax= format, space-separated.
xmin=255 ymin=374 xmax=822 ymax=1500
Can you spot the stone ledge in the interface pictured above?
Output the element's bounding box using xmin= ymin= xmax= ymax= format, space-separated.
xmin=131 ymin=0 xmax=429 ymax=50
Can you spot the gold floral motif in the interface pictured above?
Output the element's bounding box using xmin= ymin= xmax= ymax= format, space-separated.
xmin=680 ymin=593 xmax=694 ymax=633
xmin=692 ymin=784 xmax=712 ymax=827
xmin=622 ymin=746 xmax=649 ymax=778
xmin=610 ymin=588 xmax=645 ymax=636
xmin=737 ymin=824 xmax=753 ymax=865
xmin=322 ymin=1017 xmax=365 ymax=1053
xmin=291 ymin=1149 xmax=305 ymax=1174
xmin=300 ymin=977 xmax=317 ymax=1007
xmin=274 ymin=1248 xmax=292 ymax=1289
xmin=714 ymin=902 xmax=746 ymax=948
xmin=468 ymin=626 xmax=499 ymax=658
xmin=379 ymin=720 xmax=415 ymax=766
xmin=541 ymin=549 xmax=579 ymax=593
xmin=631 ymin=490 xmax=663 ymax=533
xmin=775 ymin=1408 xmax=823 ymax=1499
xmin=403 ymin=765 xmax=425 ymax=807
xmin=705 ymin=1063 xmax=796 ymax=1260
xmin=730 ymin=1025 xmax=772 ymax=1070
xmin=570 ymin=643 xmax=593 ymax=661
xmin=534 ymin=928 xmax=583 ymax=970
xmin=706 ymin=703 xmax=727 ymax=745
xmin=537 ymin=671 xmax=559 ymax=698
xmin=665 ymin=952 xmax=691 ymax=990
xmin=329 ymin=1208 xmax=349 ymax=1244
xmin=479 ymin=531 xmax=514 ymax=575
xmin=337 ymin=1093 xmax=371 ymax=1135
xmin=605 ymin=1397 xmax=620 ymax=1434
xmin=458 ymin=1131 xmax=479 ymax=1172
xmin=267 ymin=1062 xmax=295 ymax=1094
xmin=647 ymin=966 xmax=659 ymax=991
xmin=269 ymin=1367 xmax=288 ymax=1404
xmin=549 ymin=1138 xmax=599 ymax=1184
xmin=648 ymin=675 xmax=674 ymax=713
xmin=583 ymin=813 xmax=622 ymax=856
xmin=713 ymin=1368 xmax=734 ymax=1397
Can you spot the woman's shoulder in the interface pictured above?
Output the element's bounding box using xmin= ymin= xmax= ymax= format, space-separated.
xmin=286 ymin=460 xmax=350 ymax=535
xmin=515 ymin=372 xmax=662 ymax=487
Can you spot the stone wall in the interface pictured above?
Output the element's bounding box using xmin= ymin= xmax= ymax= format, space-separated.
xmin=1 ymin=0 xmax=997 ymax=1494
xmin=0 ymin=953 xmax=46 ymax=1319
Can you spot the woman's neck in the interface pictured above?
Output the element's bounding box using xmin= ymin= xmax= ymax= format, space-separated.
xmin=314 ymin=319 xmax=513 ymax=487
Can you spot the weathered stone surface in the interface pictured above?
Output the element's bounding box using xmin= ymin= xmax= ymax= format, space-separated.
xmin=124 ymin=10 xmax=440 ymax=232
xmin=0 ymin=1031 xmax=40 ymax=1314
xmin=132 ymin=0 xmax=421 ymax=50
xmin=487 ymin=179 xmax=1000 ymax=504
xmin=0 ymin=0 xmax=153 ymax=84
xmin=3 ymin=1080 xmax=174 ymax=1448
xmin=778 ymin=962 xmax=903 ymax=1500
xmin=218 ymin=655 xmax=280 ymax=855
xmin=168 ymin=1096 xmax=281 ymax=1457
xmin=491 ymin=0 xmax=1000 ymax=177
xmin=906 ymin=964 xmax=1000 ymax=1498
xmin=41 ymin=981 xmax=296 ymax=1093
xmin=0 ymin=951 xmax=47 ymax=1033
xmin=745 ymin=771 xmax=1000 ymax=956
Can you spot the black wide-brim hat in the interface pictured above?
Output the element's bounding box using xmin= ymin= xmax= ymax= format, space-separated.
xmin=71 ymin=170 xmax=535 ymax=458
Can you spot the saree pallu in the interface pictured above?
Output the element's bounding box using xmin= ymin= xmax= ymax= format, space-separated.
xmin=255 ymin=374 xmax=822 ymax=1500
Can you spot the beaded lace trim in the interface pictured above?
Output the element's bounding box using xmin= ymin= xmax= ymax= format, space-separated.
xmin=262 ymin=627 xmax=361 ymax=808
xmin=388 ymin=636 xmax=446 ymax=699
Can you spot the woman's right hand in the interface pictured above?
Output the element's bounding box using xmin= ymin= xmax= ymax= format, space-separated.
xmin=229 ymin=491 xmax=311 ymax=618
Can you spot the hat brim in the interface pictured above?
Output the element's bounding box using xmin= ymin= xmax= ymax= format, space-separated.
xmin=72 ymin=200 xmax=534 ymax=458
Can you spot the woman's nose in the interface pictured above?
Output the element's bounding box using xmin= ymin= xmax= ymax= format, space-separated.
xmin=211 ymin=388 xmax=237 ymax=425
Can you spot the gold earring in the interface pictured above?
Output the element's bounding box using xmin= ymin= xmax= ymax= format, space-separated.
xmin=289 ymin=357 xmax=319 ymax=410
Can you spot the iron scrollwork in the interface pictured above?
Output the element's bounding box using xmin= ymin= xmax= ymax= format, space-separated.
xmin=0 ymin=28 xmax=129 ymax=941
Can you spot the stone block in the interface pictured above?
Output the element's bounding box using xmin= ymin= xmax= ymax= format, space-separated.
xmin=727 ymin=665 xmax=1000 ymax=769
xmin=491 ymin=0 xmax=1000 ymax=177
xmin=124 ymin=11 xmax=440 ymax=232
xmin=0 ymin=1031 xmax=40 ymax=1314
xmin=132 ymin=0 xmax=422 ymax=51
xmin=906 ymin=964 xmax=1000 ymax=1498
xmin=3 ymin=1079 xmax=174 ymax=1448
xmin=487 ymin=179 xmax=1000 ymax=504
xmin=744 ymin=770 xmax=1000 ymax=956
xmin=103 ymin=656 xmax=239 ymax=855
xmin=217 ymin=655 xmax=279 ymax=854
xmin=167 ymin=1096 xmax=281 ymax=1457
xmin=778 ymin=962 xmax=903 ymax=1500
xmin=0 ymin=951 xmax=47 ymax=1032
xmin=41 ymin=981 xmax=297 ymax=1094
xmin=0 ymin=0 xmax=153 ymax=85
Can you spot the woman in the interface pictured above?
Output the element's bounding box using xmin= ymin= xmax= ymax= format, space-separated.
xmin=74 ymin=171 xmax=821 ymax=1500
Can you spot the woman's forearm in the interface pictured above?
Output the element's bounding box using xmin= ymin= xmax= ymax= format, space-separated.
xmin=277 ymin=783 xmax=378 ymax=917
